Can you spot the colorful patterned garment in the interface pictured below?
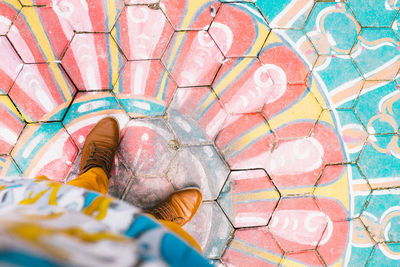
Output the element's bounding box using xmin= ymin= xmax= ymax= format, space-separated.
xmin=0 ymin=177 xmax=212 ymax=267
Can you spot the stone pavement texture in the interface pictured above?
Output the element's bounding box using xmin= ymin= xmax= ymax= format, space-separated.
xmin=0 ymin=0 xmax=399 ymax=266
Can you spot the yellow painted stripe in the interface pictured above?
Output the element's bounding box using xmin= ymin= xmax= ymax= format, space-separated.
xmin=22 ymin=8 xmax=72 ymax=99
xmin=230 ymin=239 xmax=282 ymax=264
xmin=0 ymin=96 xmax=23 ymax=120
xmin=106 ymin=0 xmax=117 ymax=30
xmin=155 ymin=70 xmax=170 ymax=100
xmin=268 ymin=92 xmax=322 ymax=130
xmin=49 ymin=64 xmax=73 ymax=104
xmin=235 ymin=190 xmax=279 ymax=202
xmin=22 ymin=8 xmax=56 ymax=61
xmin=222 ymin=123 xmax=269 ymax=159
xmin=3 ymin=0 xmax=21 ymax=9
xmin=314 ymin=170 xmax=349 ymax=210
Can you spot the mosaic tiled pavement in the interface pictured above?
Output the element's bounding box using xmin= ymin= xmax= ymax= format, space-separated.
xmin=0 ymin=0 xmax=400 ymax=266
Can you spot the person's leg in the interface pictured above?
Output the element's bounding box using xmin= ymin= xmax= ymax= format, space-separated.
xmin=35 ymin=167 xmax=108 ymax=195
xmin=158 ymin=219 xmax=202 ymax=252
xmin=35 ymin=118 xmax=119 ymax=194
xmin=66 ymin=167 xmax=108 ymax=195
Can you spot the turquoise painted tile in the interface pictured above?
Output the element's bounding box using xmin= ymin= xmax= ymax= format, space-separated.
xmin=358 ymin=134 xmax=400 ymax=181
xmin=348 ymin=0 xmax=399 ymax=27
xmin=304 ymin=2 xmax=360 ymax=55
xmin=394 ymin=13 xmax=400 ymax=39
xmin=351 ymin=28 xmax=400 ymax=81
xmin=183 ymin=201 xmax=233 ymax=259
xmin=354 ymin=81 xmax=399 ymax=135
xmin=362 ymin=189 xmax=400 ymax=242
xmin=349 ymin=164 xmax=371 ymax=218
xmin=336 ymin=108 xmax=366 ymax=162
xmin=0 ymin=156 xmax=22 ymax=177
xmin=257 ymin=0 xmax=313 ymax=29
xmin=367 ymin=244 xmax=400 ymax=266
xmin=11 ymin=122 xmax=78 ymax=181
xmin=63 ymin=92 xmax=130 ymax=149
xmin=313 ymin=56 xmax=363 ymax=108
xmin=346 ymin=219 xmax=374 ymax=266
xmin=168 ymin=145 xmax=229 ymax=200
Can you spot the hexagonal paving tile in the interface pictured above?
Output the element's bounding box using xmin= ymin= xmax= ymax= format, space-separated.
xmin=346 ymin=218 xmax=374 ymax=266
xmin=63 ymin=91 xmax=130 ymax=149
xmin=213 ymin=57 xmax=278 ymax=114
xmin=112 ymin=5 xmax=173 ymax=60
xmin=367 ymin=243 xmax=400 ymax=266
xmin=304 ymin=2 xmax=360 ymax=55
xmin=316 ymin=220 xmax=349 ymax=266
xmin=348 ymin=0 xmax=399 ymax=27
xmin=270 ymin=196 xmax=349 ymax=265
xmin=354 ymin=81 xmax=399 ymax=135
xmin=162 ymin=30 xmax=223 ymax=87
xmin=0 ymin=0 xmax=21 ymax=35
xmin=312 ymin=55 xmax=364 ymax=109
xmin=314 ymin=165 xmax=351 ymax=221
xmin=19 ymin=0 xmax=51 ymax=5
xmin=11 ymin=122 xmax=78 ymax=181
xmin=281 ymin=250 xmax=324 ymax=267
xmin=160 ymin=0 xmax=220 ymax=31
xmin=218 ymin=169 xmax=279 ymax=228
xmin=222 ymin=227 xmax=283 ymax=266
xmin=209 ymin=3 xmax=269 ymax=57
xmin=358 ymin=134 xmax=400 ymax=185
xmin=269 ymin=197 xmax=325 ymax=251
xmin=361 ymin=188 xmax=400 ymax=243
xmin=257 ymin=0 xmax=313 ymax=29
xmin=351 ymin=28 xmax=400 ymax=81
xmin=124 ymin=175 xmax=174 ymax=209
xmin=113 ymin=60 xmax=177 ymax=117
xmin=125 ymin=0 xmax=157 ymax=4
xmin=167 ymin=87 xmax=227 ymax=143
xmin=119 ymin=118 xmax=176 ymax=178
xmin=342 ymin=164 xmax=371 ymax=218
xmin=273 ymin=29 xmax=318 ymax=69
xmin=7 ymin=6 xmax=74 ymax=63
xmin=259 ymin=31 xmax=310 ymax=84
xmin=336 ymin=108 xmax=367 ymax=162
xmin=9 ymin=63 xmax=76 ymax=122
xmin=312 ymin=112 xmax=346 ymax=166
xmin=0 ymin=36 xmax=23 ymax=94
xmin=183 ymin=201 xmax=233 ymax=259
xmin=0 ymin=95 xmax=25 ymax=154
xmin=215 ymin=113 xmax=275 ymax=170
xmin=0 ymin=155 xmax=22 ymax=176
xmin=168 ymin=145 xmax=229 ymax=200
xmin=262 ymin=86 xmax=322 ymax=138
xmin=62 ymin=33 xmax=125 ymax=91
xmin=263 ymin=117 xmax=345 ymax=193
xmin=51 ymin=0 xmax=124 ymax=32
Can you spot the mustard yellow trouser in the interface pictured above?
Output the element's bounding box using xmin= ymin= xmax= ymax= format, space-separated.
xmin=37 ymin=167 xmax=201 ymax=252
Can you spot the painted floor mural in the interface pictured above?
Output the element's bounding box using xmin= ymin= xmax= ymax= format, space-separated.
xmin=0 ymin=0 xmax=399 ymax=266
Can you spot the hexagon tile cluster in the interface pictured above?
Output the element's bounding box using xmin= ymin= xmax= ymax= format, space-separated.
xmin=0 ymin=0 xmax=399 ymax=266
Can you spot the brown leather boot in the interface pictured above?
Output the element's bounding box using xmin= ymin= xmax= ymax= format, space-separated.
xmin=146 ymin=188 xmax=202 ymax=226
xmin=79 ymin=117 xmax=120 ymax=178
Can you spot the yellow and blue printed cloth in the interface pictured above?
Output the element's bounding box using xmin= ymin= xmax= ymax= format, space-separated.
xmin=0 ymin=177 xmax=212 ymax=267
